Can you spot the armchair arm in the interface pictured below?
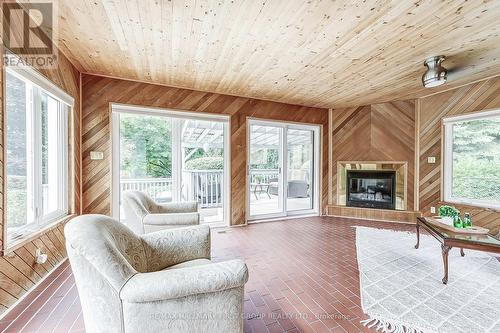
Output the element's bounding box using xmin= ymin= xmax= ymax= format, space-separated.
xmin=155 ymin=201 xmax=199 ymax=214
xmin=142 ymin=212 xmax=199 ymax=226
xmin=120 ymin=259 xmax=248 ymax=303
xmin=141 ymin=225 xmax=210 ymax=271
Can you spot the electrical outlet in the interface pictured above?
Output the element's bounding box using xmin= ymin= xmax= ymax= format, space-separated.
xmin=430 ymin=206 xmax=436 ymax=214
xmin=427 ymin=156 xmax=436 ymax=164
xmin=35 ymin=248 xmax=48 ymax=264
xmin=90 ymin=151 xmax=104 ymax=160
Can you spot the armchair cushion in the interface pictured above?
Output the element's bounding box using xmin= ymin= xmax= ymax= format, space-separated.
xmin=120 ymin=259 xmax=248 ymax=303
xmin=154 ymin=201 xmax=199 ymax=214
xmin=164 ymin=258 xmax=211 ymax=270
xmin=142 ymin=225 xmax=211 ymax=271
xmin=142 ymin=212 xmax=199 ymax=226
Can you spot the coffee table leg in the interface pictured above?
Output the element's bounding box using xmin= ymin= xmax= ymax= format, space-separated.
xmin=441 ymin=244 xmax=451 ymax=284
xmin=414 ymin=223 xmax=420 ymax=249
xmin=460 ymin=248 xmax=465 ymax=257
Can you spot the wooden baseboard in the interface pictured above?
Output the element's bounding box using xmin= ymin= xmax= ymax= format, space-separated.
xmin=326 ymin=205 xmax=421 ymax=223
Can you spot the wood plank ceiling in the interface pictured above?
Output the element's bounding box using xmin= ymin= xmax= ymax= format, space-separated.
xmin=56 ymin=0 xmax=500 ymax=108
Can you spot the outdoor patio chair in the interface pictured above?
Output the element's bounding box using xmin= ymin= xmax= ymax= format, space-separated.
xmin=196 ymin=175 xmax=222 ymax=205
xmin=287 ymin=180 xmax=309 ymax=198
xmin=268 ymin=177 xmax=279 ymax=196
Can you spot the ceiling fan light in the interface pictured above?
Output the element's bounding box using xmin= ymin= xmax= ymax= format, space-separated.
xmin=422 ymin=56 xmax=447 ymax=88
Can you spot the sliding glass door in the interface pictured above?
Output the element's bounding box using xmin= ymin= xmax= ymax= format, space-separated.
xmin=180 ymin=119 xmax=226 ymax=223
xmin=287 ymin=128 xmax=314 ymax=212
xmin=248 ymin=120 xmax=320 ymax=221
xmin=112 ymin=107 xmax=229 ymax=226
xmin=248 ymin=124 xmax=284 ymax=217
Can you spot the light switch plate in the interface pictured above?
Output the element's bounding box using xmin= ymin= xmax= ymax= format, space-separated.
xmin=90 ymin=151 xmax=104 ymax=160
xmin=427 ymin=156 xmax=436 ymax=164
xmin=430 ymin=206 xmax=436 ymax=214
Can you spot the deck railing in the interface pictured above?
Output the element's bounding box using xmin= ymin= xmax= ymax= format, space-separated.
xmin=120 ymin=178 xmax=173 ymax=202
xmin=182 ymin=170 xmax=223 ymax=208
xmin=120 ymin=169 xmax=287 ymax=208
xmin=120 ymin=170 xmax=225 ymax=208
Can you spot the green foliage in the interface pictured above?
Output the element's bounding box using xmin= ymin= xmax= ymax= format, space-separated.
xmin=6 ymin=176 xmax=27 ymax=228
xmin=453 ymin=119 xmax=500 ymax=154
xmin=252 ymin=174 xmax=266 ymax=183
xmin=451 ymin=118 xmax=500 ymax=201
xmin=439 ymin=205 xmax=459 ymax=217
xmin=6 ymin=72 xmax=28 ymax=177
xmin=452 ymin=157 xmax=500 ymax=201
xmin=185 ymin=156 xmax=223 ymax=170
xmin=120 ymin=115 xmax=172 ymax=178
xmin=7 ymin=190 xmax=27 ymax=227
xmin=250 ymin=149 xmax=279 ymax=169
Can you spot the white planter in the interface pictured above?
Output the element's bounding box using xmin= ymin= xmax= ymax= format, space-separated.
xmin=440 ymin=216 xmax=454 ymax=226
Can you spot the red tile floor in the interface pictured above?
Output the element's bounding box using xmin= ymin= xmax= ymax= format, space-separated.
xmin=0 ymin=216 xmax=418 ymax=333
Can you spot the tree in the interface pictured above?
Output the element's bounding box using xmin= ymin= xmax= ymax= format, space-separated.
xmin=120 ymin=115 xmax=172 ymax=178
xmin=451 ymin=118 xmax=500 ymax=201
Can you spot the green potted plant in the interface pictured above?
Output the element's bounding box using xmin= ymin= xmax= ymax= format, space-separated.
xmin=438 ymin=205 xmax=460 ymax=226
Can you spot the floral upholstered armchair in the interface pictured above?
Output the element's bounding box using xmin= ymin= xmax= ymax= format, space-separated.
xmin=65 ymin=214 xmax=248 ymax=333
xmin=122 ymin=190 xmax=200 ymax=234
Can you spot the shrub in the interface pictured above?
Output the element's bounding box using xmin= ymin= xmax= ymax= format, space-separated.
xmin=185 ymin=156 xmax=223 ymax=170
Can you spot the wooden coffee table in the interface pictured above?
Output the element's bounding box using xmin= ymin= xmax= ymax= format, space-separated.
xmin=415 ymin=217 xmax=500 ymax=284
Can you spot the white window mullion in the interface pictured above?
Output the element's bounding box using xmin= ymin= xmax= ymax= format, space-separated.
xmin=57 ymin=103 xmax=69 ymax=214
xmin=26 ymin=83 xmax=36 ymax=226
xmin=171 ymin=119 xmax=182 ymax=202
xmin=32 ymin=86 xmax=43 ymax=227
xmin=63 ymin=105 xmax=69 ymax=213
xmin=443 ymin=123 xmax=453 ymax=202
xmin=111 ymin=112 xmax=121 ymax=219
xmin=281 ymin=126 xmax=287 ymax=214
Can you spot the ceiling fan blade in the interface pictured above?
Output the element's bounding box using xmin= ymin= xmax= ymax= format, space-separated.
xmin=446 ymin=66 xmax=473 ymax=81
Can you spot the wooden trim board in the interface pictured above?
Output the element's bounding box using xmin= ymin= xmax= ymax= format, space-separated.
xmin=327 ymin=205 xmax=420 ymax=224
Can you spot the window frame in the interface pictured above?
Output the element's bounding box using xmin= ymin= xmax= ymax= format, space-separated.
xmin=442 ymin=109 xmax=500 ymax=210
xmin=110 ymin=104 xmax=232 ymax=226
xmin=4 ymin=66 xmax=73 ymax=245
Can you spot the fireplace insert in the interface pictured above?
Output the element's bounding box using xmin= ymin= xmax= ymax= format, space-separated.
xmin=346 ymin=170 xmax=396 ymax=210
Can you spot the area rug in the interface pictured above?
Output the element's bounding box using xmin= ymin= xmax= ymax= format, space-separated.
xmin=356 ymin=227 xmax=500 ymax=333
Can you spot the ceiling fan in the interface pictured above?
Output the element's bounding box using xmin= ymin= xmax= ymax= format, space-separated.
xmin=422 ymin=56 xmax=447 ymax=88
xmin=422 ymin=55 xmax=478 ymax=88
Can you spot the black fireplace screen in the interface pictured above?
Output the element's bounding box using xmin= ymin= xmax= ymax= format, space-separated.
xmin=346 ymin=170 xmax=396 ymax=210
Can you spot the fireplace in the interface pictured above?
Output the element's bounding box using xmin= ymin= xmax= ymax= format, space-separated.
xmin=346 ymin=170 xmax=396 ymax=210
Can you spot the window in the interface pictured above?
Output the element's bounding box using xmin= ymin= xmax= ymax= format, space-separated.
xmin=5 ymin=68 xmax=71 ymax=244
xmin=443 ymin=110 xmax=500 ymax=209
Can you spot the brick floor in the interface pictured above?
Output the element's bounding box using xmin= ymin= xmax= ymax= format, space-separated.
xmin=0 ymin=216 xmax=417 ymax=333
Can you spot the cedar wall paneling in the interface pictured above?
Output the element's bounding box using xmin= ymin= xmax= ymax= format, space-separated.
xmin=419 ymin=76 xmax=500 ymax=234
xmin=330 ymin=101 xmax=417 ymax=211
xmin=81 ymin=74 xmax=329 ymax=225
xmin=0 ymin=34 xmax=81 ymax=314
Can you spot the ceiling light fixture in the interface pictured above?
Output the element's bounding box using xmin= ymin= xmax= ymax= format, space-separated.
xmin=422 ymin=56 xmax=447 ymax=88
